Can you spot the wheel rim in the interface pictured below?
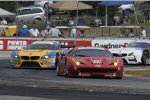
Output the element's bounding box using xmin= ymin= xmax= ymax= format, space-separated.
xmin=56 ymin=64 xmax=60 ymax=75
xmin=64 ymin=68 xmax=68 ymax=76
xmin=143 ymin=53 xmax=148 ymax=65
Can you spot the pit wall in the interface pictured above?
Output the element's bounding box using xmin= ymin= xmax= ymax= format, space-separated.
xmin=0 ymin=37 xmax=148 ymax=51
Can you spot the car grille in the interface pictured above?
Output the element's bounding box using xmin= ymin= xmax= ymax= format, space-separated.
xmin=78 ymin=68 xmax=117 ymax=73
xmin=121 ymin=53 xmax=127 ymax=57
xmin=21 ymin=62 xmax=41 ymax=68
xmin=21 ymin=56 xmax=29 ymax=60
xmin=31 ymin=56 xmax=40 ymax=60
xmin=113 ymin=53 xmax=127 ymax=57
xmin=21 ymin=56 xmax=40 ymax=60
xmin=122 ymin=59 xmax=128 ymax=64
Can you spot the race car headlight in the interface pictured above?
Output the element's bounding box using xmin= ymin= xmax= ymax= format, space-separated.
xmin=114 ymin=62 xmax=118 ymax=66
xmin=114 ymin=59 xmax=119 ymax=66
xmin=76 ymin=61 xmax=80 ymax=65
xmin=72 ymin=59 xmax=80 ymax=65
xmin=41 ymin=55 xmax=49 ymax=59
xmin=128 ymin=52 xmax=134 ymax=56
xmin=14 ymin=55 xmax=20 ymax=59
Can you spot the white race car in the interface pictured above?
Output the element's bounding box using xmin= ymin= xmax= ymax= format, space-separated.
xmin=109 ymin=40 xmax=150 ymax=65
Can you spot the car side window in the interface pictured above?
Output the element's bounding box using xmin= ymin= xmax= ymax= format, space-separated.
xmin=19 ymin=9 xmax=32 ymax=15
xmin=18 ymin=8 xmax=43 ymax=15
xmin=32 ymin=8 xmax=42 ymax=13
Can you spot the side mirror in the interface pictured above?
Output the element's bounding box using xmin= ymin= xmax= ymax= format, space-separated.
xmin=22 ymin=46 xmax=27 ymax=50
xmin=61 ymin=53 xmax=66 ymax=56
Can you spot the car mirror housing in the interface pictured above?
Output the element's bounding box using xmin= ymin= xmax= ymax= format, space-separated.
xmin=22 ymin=46 xmax=27 ymax=50
xmin=61 ymin=53 xmax=66 ymax=56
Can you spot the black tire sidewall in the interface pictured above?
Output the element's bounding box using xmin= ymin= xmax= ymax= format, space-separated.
xmin=142 ymin=51 xmax=148 ymax=65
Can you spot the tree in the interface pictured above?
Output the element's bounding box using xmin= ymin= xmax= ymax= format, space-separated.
xmin=0 ymin=1 xmax=17 ymax=13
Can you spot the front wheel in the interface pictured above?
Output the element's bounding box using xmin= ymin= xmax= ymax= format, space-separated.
xmin=56 ymin=65 xmax=61 ymax=76
xmin=114 ymin=76 xmax=123 ymax=79
xmin=141 ymin=51 xmax=149 ymax=65
xmin=10 ymin=64 xmax=14 ymax=69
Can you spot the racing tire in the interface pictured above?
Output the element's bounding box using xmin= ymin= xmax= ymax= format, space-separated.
xmin=10 ymin=63 xmax=16 ymax=69
xmin=114 ymin=77 xmax=123 ymax=79
xmin=55 ymin=54 xmax=59 ymax=68
xmin=64 ymin=67 xmax=72 ymax=78
xmin=64 ymin=64 xmax=70 ymax=77
xmin=10 ymin=65 xmax=14 ymax=69
xmin=65 ymin=69 xmax=77 ymax=78
xmin=141 ymin=51 xmax=149 ymax=65
xmin=64 ymin=61 xmax=75 ymax=78
xmin=56 ymin=64 xmax=61 ymax=76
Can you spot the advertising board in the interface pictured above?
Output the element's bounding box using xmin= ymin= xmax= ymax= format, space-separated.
xmin=0 ymin=38 xmax=91 ymax=51
xmin=92 ymin=38 xmax=144 ymax=49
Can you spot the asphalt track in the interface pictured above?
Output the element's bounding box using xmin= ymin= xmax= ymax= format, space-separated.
xmin=0 ymin=59 xmax=150 ymax=100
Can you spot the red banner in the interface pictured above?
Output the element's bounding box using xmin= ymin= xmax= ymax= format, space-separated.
xmin=0 ymin=38 xmax=91 ymax=51
xmin=0 ymin=39 xmax=33 ymax=51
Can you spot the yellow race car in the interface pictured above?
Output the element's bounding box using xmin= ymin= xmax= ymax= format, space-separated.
xmin=10 ymin=41 xmax=64 ymax=69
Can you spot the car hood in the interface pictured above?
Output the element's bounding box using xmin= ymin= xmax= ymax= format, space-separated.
xmin=72 ymin=57 xmax=114 ymax=65
xmin=18 ymin=50 xmax=57 ymax=56
xmin=110 ymin=47 xmax=143 ymax=54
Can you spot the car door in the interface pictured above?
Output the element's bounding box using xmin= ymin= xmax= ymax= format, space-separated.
xmin=18 ymin=8 xmax=33 ymax=22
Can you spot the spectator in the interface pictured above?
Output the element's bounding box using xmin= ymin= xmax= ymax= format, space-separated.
xmin=128 ymin=29 xmax=135 ymax=37
xmin=140 ymin=27 xmax=146 ymax=39
xmin=0 ymin=17 xmax=7 ymax=25
xmin=18 ymin=25 xmax=31 ymax=37
xmin=41 ymin=29 xmax=48 ymax=37
xmin=55 ymin=16 xmax=60 ymax=26
xmin=70 ymin=27 xmax=77 ymax=37
xmin=77 ymin=29 xmax=86 ymax=37
xmin=47 ymin=25 xmax=64 ymax=37
xmin=120 ymin=29 xmax=126 ymax=37
xmin=78 ymin=18 xmax=85 ymax=26
xmin=29 ymin=26 xmax=40 ymax=37
xmin=55 ymin=16 xmax=63 ymax=26
xmin=114 ymin=14 xmax=120 ymax=25
xmin=41 ymin=25 xmax=51 ymax=37
xmin=67 ymin=18 xmax=75 ymax=27
xmin=59 ymin=29 xmax=65 ymax=37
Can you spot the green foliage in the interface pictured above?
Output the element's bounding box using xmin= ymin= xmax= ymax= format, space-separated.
xmin=139 ymin=1 xmax=150 ymax=11
xmin=130 ymin=12 xmax=144 ymax=24
xmin=0 ymin=1 xmax=17 ymax=13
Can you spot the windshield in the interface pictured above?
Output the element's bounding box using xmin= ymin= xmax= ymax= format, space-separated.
xmin=28 ymin=44 xmax=59 ymax=50
xmin=71 ymin=49 xmax=113 ymax=58
xmin=127 ymin=42 xmax=150 ymax=48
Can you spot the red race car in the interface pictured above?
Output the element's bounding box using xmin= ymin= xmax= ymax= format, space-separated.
xmin=56 ymin=47 xmax=124 ymax=79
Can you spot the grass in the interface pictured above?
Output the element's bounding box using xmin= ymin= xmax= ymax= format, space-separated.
xmin=125 ymin=69 xmax=150 ymax=77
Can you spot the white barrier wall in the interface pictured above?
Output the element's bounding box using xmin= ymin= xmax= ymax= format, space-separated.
xmin=0 ymin=37 xmax=150 ymax=51
xmin=92 ymin=38 xmax=150 ymax=49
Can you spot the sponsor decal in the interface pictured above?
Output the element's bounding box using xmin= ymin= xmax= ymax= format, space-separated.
xmin=59 ymin=41 xmax=68 ymax=46
xmin=59 ymin=40 xmax=91 ymax=47
xmin=7 ymin=40 xmax=27 ymax=50
xmin=94 ymin=43 xmax=129 ymax=49
xmin=92 ymin=60 xmax=103 ymax=64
